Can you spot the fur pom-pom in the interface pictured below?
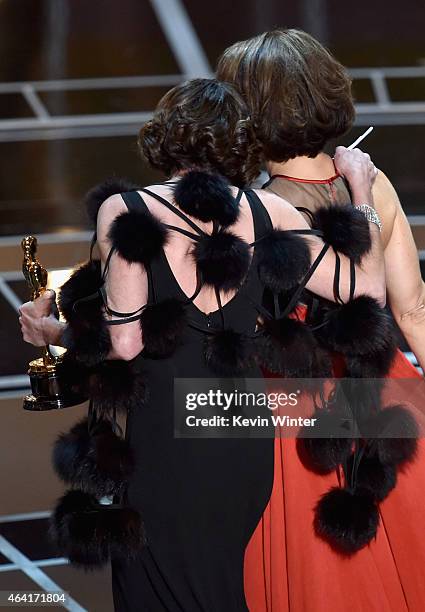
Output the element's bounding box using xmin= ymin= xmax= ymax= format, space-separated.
xmin=140 ymin=298 xmax=187 ymax=358
xmin=345 ymin=346 xmax=397 ymax=378
xmin=364 ymin=405 xmax=419 ymax=466
xmin=59 ymin=260 xmax=102 ymax=322
xmin=85 ymin=177 xmax=140 ymax=226
xmin=49 ymin=490 xmax=144 ymax=569
xmin=257 ymin=318 xmax=332 ymax=378
xmin=108 ymin=210 xmax=168 ymax=264
xmin=87 ymin=360 xmax=147 ymax=416
xmin=62 ymin=320 xmax=111 ymax=367
xmin=298 ymin=407 xmax=353 ymax=473
xmin=314 ymin=487 xmax=379 ymax=554
xmin=193 ymin=232 xmax=251 ymax=291
xmin=350 ymin=454 xmax=397 ymax=502
xmin=52 ymin=418 xmax=134 ymax=497
xmin=173 ymin=171 xmax=238 ymax=226
xmin=204 ymin=329 xmax=255 ymax=375
xmin=59 ymin=260 xmax=111 ymax=366
xmin=256 ymin=230 xmax=311 ymax=293
xmin=52 ymin=352 xmax=90 ymax=403
xmin=315 ymin=296 xmax=396 ymax=357
xmin=313 ymin=204 xmax=371 ymax=263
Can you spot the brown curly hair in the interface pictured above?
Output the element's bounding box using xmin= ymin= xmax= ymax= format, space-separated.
xmin=216 ymin=29 xmax=355 ymax=163
xmin=139 ymin=78 xmax=262 ymax=187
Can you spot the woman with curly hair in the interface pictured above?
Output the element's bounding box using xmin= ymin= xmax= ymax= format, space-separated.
xmin=218 ymin=29 xmax=425 ymax=612
xmin=19 ymin=78 xmax=384 ymax=611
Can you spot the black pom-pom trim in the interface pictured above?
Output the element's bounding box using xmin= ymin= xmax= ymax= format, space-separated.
xmin=49 ymin=490 xmax=145 ymax=569
xmin=51 ymin=352 xmax=90 ymax=403
xmin=314 ymin=487 xmax=379 ymax=554
xmin=315 ymin=296 xmax=396 ymax=357
xmin=364 ymin=405 xmax=419 ymax=466
xmin=59 ymin=260 xmax=102 ymax=322
xmin=62 ymin=323 xmax=111 ymax=368
xmin=257 ymin=318 xmax=332 ymax=379
xmin=193 ymin=231 xmax=251 ymax=291
xmin=59 ymin=260 xmax=111 ymax=366
xmin=86 ymin=360 xmax=147 ymax=416
xmin=256 ymin=230 xmax=311 ymax=293
xmin=173 ymin=171 xmax=238 ymax=226
xmin=313 ymin=203 xmax=371 ymax=264
xmin=350 ymin=454 xmax=397 ymax=502
xmin=299 ymin=408 xmax=353 ymax=473
xmin=140 ymin=298 xmax=187 ymax=358
xmin=108 ymin=210 xmax=168 ymax=264
xmin=204 ymin=329 xmax=255 ymax=376
xmin=345 ymin=346 xmax=397 ymax=378
xmin=52 ymin=418 xmax=135 ymax=497
xmin=85 ymin=177 xmax=140 ymax=226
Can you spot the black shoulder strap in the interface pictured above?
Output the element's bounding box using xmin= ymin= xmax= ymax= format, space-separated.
xmin=121 ymin=190 xmax=150 ymax=214
xmin=244 ymin=189 xmax=273 ymax=236
xmin=102 ymin=189 xmax=156 ymax=309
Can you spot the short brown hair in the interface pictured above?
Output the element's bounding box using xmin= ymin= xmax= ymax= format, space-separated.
xmin=138 ymin=78 xmax=262 ymax=187
xmin=216 ymin=29 xmax=355 ymax=162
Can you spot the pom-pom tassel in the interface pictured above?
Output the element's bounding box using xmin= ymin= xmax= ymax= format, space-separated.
xmin=313 ymin=203 xmax=371 ymax=263
xmin=204 ymin=329 xmax=255 ymax=376
xmin=59 ymin=260 xmax=111 ymax=366
xmin=314 ymin=487 xmax=379 ymax=554
xmin=363 ymin=405 xmax=419 ymax=466
xmin=86 ymin=360 xmax=148 ymax=417
xmin=140 ymin=298 xmax=187 ymax=358
xmin=193 ymin=232 xmax=251 ymax=291
xmin=257 ymin=317 xmax=332 ymax=379
xmin=256 ymin=230 xmax=311 ymax=293
xmin=52 ymin=418 xmax=135 ymax=498
xmin=49 ymin=490 xmax=145 ymax=569
xmin=173 ymin=170 xmax=238 ymax=226
xmin=85 ymin=177 xmax=140 ymax=226
xmin=108 ymin=209 xmax=168 ymax=264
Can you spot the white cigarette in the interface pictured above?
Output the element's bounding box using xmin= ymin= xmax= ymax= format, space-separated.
xmin=347 ymin=126 xmax=374 ymax=150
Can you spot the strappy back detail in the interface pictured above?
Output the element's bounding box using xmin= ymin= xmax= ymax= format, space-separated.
xmin=118 ymin=188 xmax=260 ymax=326
xmin=119 ymin=187 xmax=328 ymax=324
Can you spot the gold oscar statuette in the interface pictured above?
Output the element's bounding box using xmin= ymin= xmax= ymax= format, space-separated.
xmin=21 ymin=236 xmax=86 ymax=410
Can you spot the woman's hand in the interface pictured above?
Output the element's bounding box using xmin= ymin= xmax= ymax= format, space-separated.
xmin=334 ymin=146 xmax=378 ymax=206
xmin=19 ymin=290 xmax=65 ymax=347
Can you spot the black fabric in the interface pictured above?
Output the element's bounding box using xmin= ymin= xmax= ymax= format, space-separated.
xmin=58 ymin=178 xmax=408 ymax=597
xmin=110 ymin=187 xmax=275 ymax=612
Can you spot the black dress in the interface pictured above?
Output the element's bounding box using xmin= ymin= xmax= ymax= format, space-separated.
xmin=111 ymin=189 xmax=275 ymax=611
xmin=51 ymin=173 xmax=407 ymax=606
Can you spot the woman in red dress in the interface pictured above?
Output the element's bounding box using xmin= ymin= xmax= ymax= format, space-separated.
xmin=218 ymin=29 xmax=425 ymax=611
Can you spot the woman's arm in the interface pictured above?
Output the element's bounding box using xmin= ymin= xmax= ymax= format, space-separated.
xmin=96 ymin=195 xmax=147 ymax=360
xmin=260 ymin=147 xmax=386 ymax=305
xmin=19 ymin=194 xmax=148 ymax=361
xmin=375 ymin=173 xmax=425 ymax=370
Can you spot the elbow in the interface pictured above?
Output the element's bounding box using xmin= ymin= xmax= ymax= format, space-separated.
xmin=111 ymin=333 xmax=143 ymax=361
xmin=392 ymin=284 xmax=425 ymax=329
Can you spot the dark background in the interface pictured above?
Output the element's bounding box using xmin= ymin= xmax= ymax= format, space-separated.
xmin=0 ymin=0 xmax=424 ymax=236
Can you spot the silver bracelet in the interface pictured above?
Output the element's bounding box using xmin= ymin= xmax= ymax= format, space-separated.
xmin=354 ymin=204 xmax=382 ymax=232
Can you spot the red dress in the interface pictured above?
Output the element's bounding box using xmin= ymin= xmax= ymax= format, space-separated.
xmin=244 ymin=174 xmax=425 ymax=612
